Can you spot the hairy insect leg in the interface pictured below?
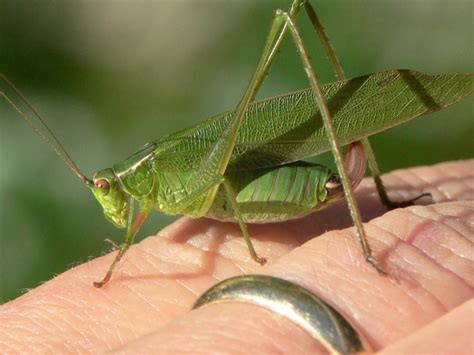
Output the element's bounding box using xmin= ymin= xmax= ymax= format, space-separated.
xmin=303 ymin=1 xmax=430 ymax=210
xmin=276 ymin=10 xmax=386 ymax=274
xmin=94 ymin=206 xmax=151 ymax=288
xmin=223 ymin=180 xmax=267 ymax=265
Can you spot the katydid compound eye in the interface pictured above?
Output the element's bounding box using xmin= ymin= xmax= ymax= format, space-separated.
xmin=95 ymin=179 xmax=109 ymax=190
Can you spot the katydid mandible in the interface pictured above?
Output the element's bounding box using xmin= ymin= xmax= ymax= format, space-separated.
xmin=1 ymin=0 xmax=473 ymax=288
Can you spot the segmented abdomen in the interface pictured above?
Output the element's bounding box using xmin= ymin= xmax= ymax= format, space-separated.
xmin=207 ymin=162 xmax=333 ymax=223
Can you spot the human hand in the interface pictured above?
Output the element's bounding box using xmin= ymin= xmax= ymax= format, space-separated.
xmin=1 ymin=160 xmax=472 ymax=353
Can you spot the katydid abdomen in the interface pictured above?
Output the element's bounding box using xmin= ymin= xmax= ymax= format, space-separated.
xmin=208 ymin=162 xmax=335 ymax=223
xmin=208 ymin=139 xmax=367 ymax=223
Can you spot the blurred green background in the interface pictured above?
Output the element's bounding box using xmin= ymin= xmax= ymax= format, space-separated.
xmin=1 ymin=0 xmax=472 ymax=302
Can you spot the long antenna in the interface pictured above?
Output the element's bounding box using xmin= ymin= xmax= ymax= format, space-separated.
xmin=1 ymin=74 xmax=93 ymax=187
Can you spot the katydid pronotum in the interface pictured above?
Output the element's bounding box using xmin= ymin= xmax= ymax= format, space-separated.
xmin=1 ymin=0 xmax=472 ymax=288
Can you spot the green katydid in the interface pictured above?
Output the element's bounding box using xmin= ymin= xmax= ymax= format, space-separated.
xmin=1 ymin=0 xmax=472 ymax=288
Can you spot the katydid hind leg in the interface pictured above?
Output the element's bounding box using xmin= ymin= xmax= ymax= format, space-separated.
xmin=276 ymin=10 xmax=386 ymax=275
xmin=303 ymin=1 xmax=424 ymax=211
xmin=94 ymin=206 xmax=151 ymax=288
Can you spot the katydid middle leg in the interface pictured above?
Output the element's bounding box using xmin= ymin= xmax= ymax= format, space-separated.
xmin=222 ymin=179 xmax=267 ymax=265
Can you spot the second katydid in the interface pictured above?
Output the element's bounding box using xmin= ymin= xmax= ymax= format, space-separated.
xmin=2 ymin=0 xmax=473 ymax=287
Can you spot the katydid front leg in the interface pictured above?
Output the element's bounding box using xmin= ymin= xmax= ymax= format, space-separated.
xmin=94 ymin=206 xmax=151 ymax=288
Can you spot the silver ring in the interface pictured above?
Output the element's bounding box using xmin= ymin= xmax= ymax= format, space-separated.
xmin=193 ymin=275 xmax=371 ymax=354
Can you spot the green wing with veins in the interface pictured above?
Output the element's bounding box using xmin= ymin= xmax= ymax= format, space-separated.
xmin=145 ymin=69 xmax=473 ymax=173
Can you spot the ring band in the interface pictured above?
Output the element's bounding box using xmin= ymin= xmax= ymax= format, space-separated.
xmin=194 ymin=275 xmax=371 ymax=354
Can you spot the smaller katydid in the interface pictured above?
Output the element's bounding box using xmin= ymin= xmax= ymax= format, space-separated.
xmin=1 ymin=0 xmax=473 ymax=288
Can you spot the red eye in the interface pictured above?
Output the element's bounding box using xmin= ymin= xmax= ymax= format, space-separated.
xmin=95 ymin=179 xmax=109 ymax=189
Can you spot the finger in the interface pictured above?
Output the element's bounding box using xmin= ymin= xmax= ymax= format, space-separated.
xmin=115 ymin=302 xmax=329 ymax=354
xmin=112 ymin=200 xmax=473 ymax=352
xmin=0 ymin=160 xmax=472 ymax=353
xmin=379 ymin=299 xmax=473 ymax=354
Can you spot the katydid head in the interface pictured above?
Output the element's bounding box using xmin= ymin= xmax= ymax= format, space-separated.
xmin=91 ymin=168 xmax=129 ymax=228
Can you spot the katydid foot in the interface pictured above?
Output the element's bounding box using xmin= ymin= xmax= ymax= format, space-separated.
xmin=366 ymin=255 xmax=388 ymax=276
xmin=93 ymin=273 xmax=112 ymax=288
xmin=244 ymin=235 xmax=267 ymax=265
xmin=254 ymin=256 xmax=268 ymax=266
xmin=93 ymin=243 xmax=130 ymax=288
xmin=384 ymin=192 xmax=432 ymax=210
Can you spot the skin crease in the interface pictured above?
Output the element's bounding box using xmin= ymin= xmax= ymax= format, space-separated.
xmin=0 ymin=160 xmax=472 ymax=353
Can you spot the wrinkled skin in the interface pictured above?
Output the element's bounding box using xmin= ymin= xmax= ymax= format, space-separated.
xmin=0 ymin=160 xmax=472 ymax=354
